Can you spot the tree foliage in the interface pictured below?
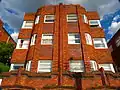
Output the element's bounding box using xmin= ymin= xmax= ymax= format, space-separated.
xmin=0 ymin=42 xmax=15 ymax=65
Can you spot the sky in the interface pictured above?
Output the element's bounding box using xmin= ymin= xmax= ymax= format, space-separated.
xmin=0 ymin=0 xmax=120 ymax=42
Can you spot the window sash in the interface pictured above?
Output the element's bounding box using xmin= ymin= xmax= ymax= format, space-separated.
xmin=93 ymin=38 xmax=107 ymax=49
xmin=44 ymin=15 xmax=55 ymax=23
xmin=85 ymin=33 xmax=92 ymax=45
xmin=68 ymin=33 xmax=80 ymax=44
xmin=10 ymin=64 xmax=24 ymax=71
xmin=30 ymin=34 xmax=37 ymax=45
xmin=35 ymin=16 xmax=40 ymax=24
xmin=37 ymin=60 xmax=52 ymax=72
xmin=69 ymin=60 xmax=84 ymax=72
xmin=89 ymin=20 xmax=101 ymax=27
xmin=26 ymin=61 xmax=31 ymax=71
xmin=98 ymin=64 xmax=115 ymax=73
xmin=41 ymin=34 xmax=53 ymax=45
xmin=90 ymin=60 xmax=98 ymax=71
xmin=22 ymin=21 xmax=34 ymax=29
xmin=67 ymin=14 xmax=78 ymax=22
xmin=16 ymin=39 xmax=29 ymax=49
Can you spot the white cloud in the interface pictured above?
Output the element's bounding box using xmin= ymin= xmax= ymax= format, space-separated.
xmin=109 ymin=21 xmax=120 ymax=33
xmin=10 ymin=32 xmax=19 ymax=42
xmin=113 ymin=15 xmax=120 ymax=21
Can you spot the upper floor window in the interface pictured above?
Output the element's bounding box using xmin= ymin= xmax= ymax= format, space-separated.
xmin=89 ymin=20 xmax=101 ymax=28
xmin=82 ymin=14 xmax=88 ymax=24
xmin=10 ymin=64 xmax=24 ymax=71
xmin=26 ymin=61 xmax=31 ymax=71
xmin=44 ymin=15 xmax=55 ymax=23
xmin=68 ymin=33 xmax=80 ymax=44
xmin=90 ymin=60 xmax=98 ymax=71
xmin=69 ymin=60 xmax=84 ymax=72
xmin=35 ymin=16 xmax=40 ymax=24
xmin=22 ymin=21 xmax=34 ymax=29
xmin=30 ymin=34 xmax=37 ymax=46
xmin=67 ymin=14 xmax=78 ymax=22
xmin=98 ymin=64 xmax=115 ymax=73
xmin=37 ymin=60 xmax=52 ymax=72
xmin=93 ymin=38 xmax=108 ymax=49
xmin=41 ymin=34 xmax=53 ymax=45
xmin=115 ymin=36 xmax=120 ymax=47
xmin=16 ymin=39 xmax=29 ymax=49
xmin=85 ymin=33 xmax=92 ymax=45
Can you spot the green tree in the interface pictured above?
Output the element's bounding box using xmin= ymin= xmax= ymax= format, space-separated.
xmin=0 ymin=42 xmax=14 ymax=66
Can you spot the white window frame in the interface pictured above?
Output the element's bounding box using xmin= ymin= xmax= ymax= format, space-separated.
xmin=68 ymin=33 xmax=80 ymax=44
xmin=98 ymin=64 xmax=115 ymax=73
xmin=37 ymin=60 xmax=52 ymax=73
xmin=10 ymin=64 xmax=24 ymax=71
xmin=115 ymin=36 xmax=120 ymax=47
xmin=85 ymin=33 xmax=92 ymax=45
xmin=69 ymin=60 xmax=84 ymax=72
xmin=35 ymin=16 xmax=40 ymax=24
xmin=93 ymin=38 xmax=108 ymax=49
xmin=67 ymin=14 xmax=78 ymax=22
xmin=16 ymin=39 xmax=30 ymax=49
xmin=82 ymin=14 xmax=88 ymax=24
xmin=41 ymin=34 xmax=53 ymax=45
xmin=89 ymin=20 xmax=101 ymax=27
xmin=30 ymin=34 xmax=37 ymax=46
xmin=44 ymin=15 xmax=55 ymax=23
xmin=22 ymin=21 xmax=34 ymax=29
xmin=26 ymin=61 xmax=31 ymax=71
xmin=90 ymin=60 xmax=98 ymax=71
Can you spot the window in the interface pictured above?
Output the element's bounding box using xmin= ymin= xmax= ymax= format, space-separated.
xmin=98 ymin=64 xmax=115 ymax=73
xmin=115 ymin=36 xmax=120 ymax=47
xmin=89 ymin=20 xmax=101 ymax=27
xmin=41 ymin=34 xmax=53 ymax=45
xmin=67 ymin=14 xmax=78 ymax=22
xmin=22 ymin=21 xmax=34 ymax=29
xmin=26 ymin=61 xmax=31 ymax=71
xmin=90 ymin=60 xmax=98 ymax=71
xmin=85 ymin=33 xmax=92 ymax=45
xmin=68 ymin=33 xmax=80 ymax=44
xmin=82 ymin=14 xmax=88 ymax=24
xmin=44 ymin=15 xmax=55 ymax=23
xmin=69 ymin=60 xmax=84 ymax=72
xmin=30 ymin=34 xmax=37 ymax=46
xmin=37 ymin=60 xmax=52 ymax=72
xmin=16 ymin=39 xmax=29 ymax=49
xmin=35 ymin=16 xmax=40 ymax=24
xmin=10 ymin=64 xmax=24 ymax=71
xmin=93 ymin=38 xmax=108 ymax=49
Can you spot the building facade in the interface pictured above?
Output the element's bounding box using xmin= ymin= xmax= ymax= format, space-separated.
xmin=108 ymin=29 xmax=120 ymax=72
xmin=0 ymin=19 xmax=16 ymax=45
xmin=1 ymin=4 xmax=120 ymax=90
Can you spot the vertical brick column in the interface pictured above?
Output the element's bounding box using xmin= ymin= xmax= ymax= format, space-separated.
xmin=30 ymin=8 xmax=44 ymax=72
xmin=76 ymin=5 xmax=91 ymax=73
xmin=52 ymin=5 xmax=59 ymax=73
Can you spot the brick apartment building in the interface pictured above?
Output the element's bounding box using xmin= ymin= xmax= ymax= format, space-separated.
xmin=0 ymin=19 xmax=16 ymax=45
xmin=108 ymin=29 xmax=120 ymax=72
xmin=0 ymin=3 xmax=120 ymax=90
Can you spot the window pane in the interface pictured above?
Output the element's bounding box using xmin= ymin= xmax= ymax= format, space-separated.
xmin=68 ymin=33 xmax=80 ymax=44
xmin=70 ymin=60 xmax=84 ymax=72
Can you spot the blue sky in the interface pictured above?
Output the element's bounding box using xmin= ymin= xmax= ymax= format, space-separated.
xmin=0 ymin=0 xmax=120 ymax=42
